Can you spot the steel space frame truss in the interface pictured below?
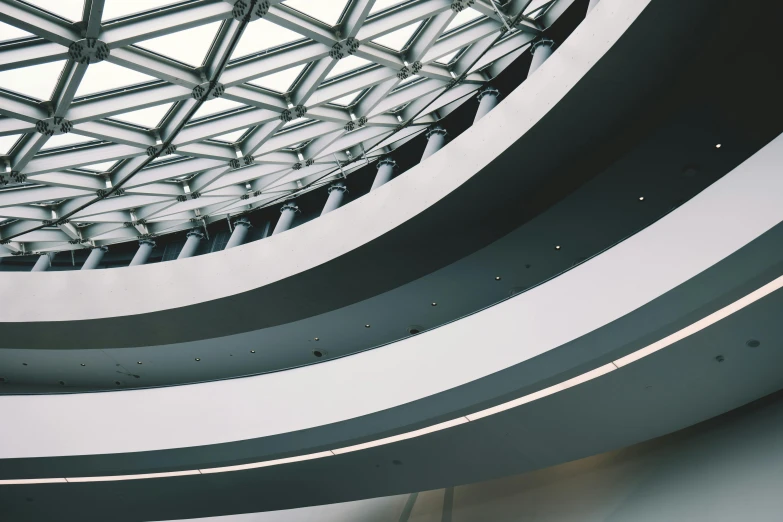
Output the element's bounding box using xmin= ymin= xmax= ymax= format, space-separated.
xmin=0 ymin=0 xmax=563 ymax=255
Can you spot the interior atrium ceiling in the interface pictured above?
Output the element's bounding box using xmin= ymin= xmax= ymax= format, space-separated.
xmin=0 ymin=0 xmax=550 ymax=256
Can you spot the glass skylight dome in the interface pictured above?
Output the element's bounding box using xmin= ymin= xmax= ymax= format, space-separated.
xmin=0 ymin=0 xmax=553 ymax=254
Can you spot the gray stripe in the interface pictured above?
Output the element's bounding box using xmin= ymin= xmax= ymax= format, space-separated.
xmin=398 ymin=492 xmax=418 ymax=522
xmin=442 ymin=487 xmax=454 ymax=522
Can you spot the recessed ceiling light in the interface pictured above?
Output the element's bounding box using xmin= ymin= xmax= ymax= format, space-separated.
xmin=639 ymin=196 xmax=645 ymax=201
xmin=314 ymin=337 xmax=320 ymax=341
xmin=715 ymin=355 xmax=725 ymax=362
xmin=137 ymin=361 xmax=142 ymax=365
xmin=746 ymin=339 xmax=760 ymax=348
xmin=431 ymin=302 xmax=437 ymax=306
xmin=365 ymin=324 xmax=371 ymax=328
xmin=495 ymin=276 xmax=501 ymax=280
xmin=250 ymin=350 xmax=256 ymax=353
xmin=195 ymin=358 xmax=201 ymax=361
xmin=555 ymin=245 xmax=561 ymax=250
xmin=80 ymin=364 xmax=86 ymax=367
xmin=313 ymin=350 xmax=323 ymax=358
xmin=715 ymin=143 xmax=721 ymax=148
xmin=22 ymin=363 xmax=27 ymax=366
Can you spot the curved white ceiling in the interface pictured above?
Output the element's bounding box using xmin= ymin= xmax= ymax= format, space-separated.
xmin=7 ymin=1 xmax=783 ymax=458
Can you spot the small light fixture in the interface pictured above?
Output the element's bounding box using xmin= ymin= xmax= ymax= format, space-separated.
xmin=314 ymin=337 xmax=319 ymax=341
xmin=80 ymin=363 xmax=86 ymax=367
xmin=365 ymin=324 xmax=371 ymax=328
xmin=250 ymin=350 xmax=256 ymax=353
xmin=746 ymin=339 xmax=760 ymax=348
xmin=555 ymin=245 xmax=561 ymax=250
xmin=313 ymin=350 xmax=324 ymax=358
xmin=431 ymin=302 xmax=437 ymax=306
xmin=715 ymin=143 xmax=721 ymax=148
xmin=137 ymin=361 xmax=142 ymax=365
xmin=639 ymin=196 xmax=644 ymax=201
xmin=195 ymin=358 xmax=201 ymax=361
xmin=495 ymin=276 xmax=501 ymax=281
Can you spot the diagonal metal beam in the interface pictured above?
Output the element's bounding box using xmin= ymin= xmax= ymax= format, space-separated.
xmin=100 ymin=0 xmax=234 ymax=48
xmin=0 ymin=90 xmax=49 ymax=123
xmin=221 ymin=41 xmax=331 ymax=87
xmin=67 ymin=83 xmax=190 ymax=124
xmin=265 ymin=5 xmax=338 ymax=46
xmin=83 ymin=0 xmax=106 ymax=39
xmin=0 ymin=0 xmax=80 ymax=46
xmin=357 ymin=0 xmax=451 ymax=41
xmin=341 ymin=0 xmax=376 ymax=38
xmin=52 ymin=61 xmax=89 ymax=117
xmin=0 ymin=39 xmax=69 ymax=72
xmin=106 ymin=47 xmax=203 ymax=88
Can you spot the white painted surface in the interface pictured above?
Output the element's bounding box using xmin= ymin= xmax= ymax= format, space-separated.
xmin=1 ymin=127 xmax=782 ymax=458
xmin=9 ymin=0 xmax=781 ymax=459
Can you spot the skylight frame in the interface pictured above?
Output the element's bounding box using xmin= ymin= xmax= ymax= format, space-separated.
xmin=0 ymin=0 xmax=555 ymax=254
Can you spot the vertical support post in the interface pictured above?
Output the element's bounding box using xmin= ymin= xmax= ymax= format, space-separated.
xmin=177 ymin=229 xmax=205 ymax=259
xmin=321 ymin=183 xmax=348 ymax=216
xmin=31 ymin=252 xmax=54 ymax=272
xmin=422 ymin=127 xmax=448 ymax=161
xmin=129 ymin=239 xmax=156 ymax=266
xmin=81 ymin=246 xmax=107 ymax=270
xmin=529 ymin=38 xmax=555 ymax=75
xmin=225 ymin=218 xmax=251 ymax=249
xmin=371 ymin=158 xmax=398 ymax=191
xmin=474 ymin=86 xmax=500 ymax=123
xmin=273 ymin=202 xmax=300 ymax=235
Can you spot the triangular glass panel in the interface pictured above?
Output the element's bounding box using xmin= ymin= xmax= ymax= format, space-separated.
xmin=445 ymin=8 xmax=483 ymax=33
xmin=282 ymin=117 xmax=309 ymax=129
xmin=103 ymin=0 xmax=180 ymax=21
xmin=212 ymin=129 xmax=249 ymax=143
xmin=0 ymin=135 xmax=21 ymax=155
xmin=398 ymin=74 xmax=420 ymax=87
xmin=41 ymin=133 xmax=97 ymax=150
xmin=0 ymin=60 xmax=64 ymax=101
xmin=330 ymin=90 xmax=363 ymax=107
xmin=283 ymin=0 xmax=350 ymax=26
xmin=76 ymin=61 xmax=158 ymax=98
xmin=27 ymin=0 xmax=85 ymax=21
xmin=80 ymin=161 xmax=118 ymax=172
xmin=0 ymin=22 xmax=32 ymax=42
xmin=326 ymin=55 xmax=372 ymax=79
xmin=525 ymin=0 xmax=553 ymax=16
xmin=138 ymin=22 xmax=222 ymax=67
xmin=112 ymin=103 xmax=173 ymax=129
xmin=373 ymin=21 xmax=421 ymax=51
xmin=231 ymin=19 xmax=302 ymax=60
xmin=192 ymin=98 xmax=245 ymax=120
xmin=248 ymin=64 xmax=306 ymax=93
xmin=436 ymin=50 xmax=461 ymax=65
xmin=370 ymin=0 xmax=408 ymax=15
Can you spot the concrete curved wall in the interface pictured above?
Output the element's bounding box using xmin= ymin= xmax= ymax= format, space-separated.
xmin=2 ymin=121 xmax=783 ymax=458
xmin=0 ymin=0 xmax=649 ymax=323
